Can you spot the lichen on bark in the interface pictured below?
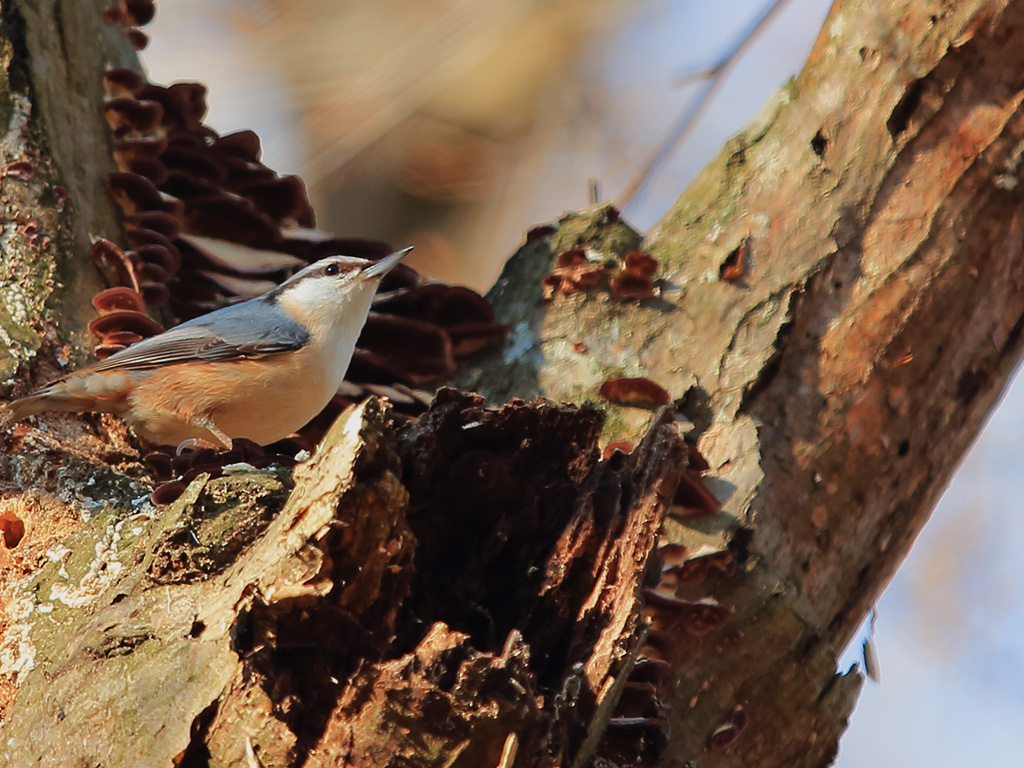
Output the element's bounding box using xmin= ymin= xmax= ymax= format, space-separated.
xmin=0 ymin=0 xmax=137 ymax=383
xmin=4 ymin=1 xmax=1024 ymax=767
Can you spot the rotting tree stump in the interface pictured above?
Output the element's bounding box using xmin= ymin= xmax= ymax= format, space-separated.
xmin=3 ymin=0 xmax=1024 ymax=766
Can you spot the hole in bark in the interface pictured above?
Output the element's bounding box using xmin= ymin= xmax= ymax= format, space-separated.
xmin=111 ymin=593 xmax=127 ymax=604
xmin=802 ymin=634 xmax=820 ymax=656
xmin=730 ymin=528 xmax=752 ymax=566
xmin=898 ymin=439 xmax=910 ymax=457
xmin=0 ymin=512 xmax=25 ymax=548
xmin=811 ymin=130 xmax=827 ymax=157
xmin=719 ymin=240 xmax=749 ymax=282
xmin=229 ymin=606 xmax=254 ymax=655
xmin=957 ymin=369 xmax=986 ymax=403
xmin=887 ymin=79 xmax=925 ymax=139
xmin=189 ymin=620 xmax=206 ymax=638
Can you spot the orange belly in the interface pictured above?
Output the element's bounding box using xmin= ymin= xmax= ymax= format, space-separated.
xmin=122 ymin=348 xmax=340 ymax=446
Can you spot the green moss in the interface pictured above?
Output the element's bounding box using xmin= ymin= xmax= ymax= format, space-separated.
xmin=147 ymin=470 xmax=292 ymax=584
xmin=550 ymin=206 xmax=642 ymax=256
xmin=19 ymin=467 xmax=292 ymax=662
xmin=0 ymin=235 xmax=56 ymax=380
xmin=201 ymin=472 xmax=289 ymax=543
xmin=73 ymin=466 xmax=147 ymax=510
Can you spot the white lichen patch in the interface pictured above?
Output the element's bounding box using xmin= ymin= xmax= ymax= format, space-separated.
xmin=113 ymin=506 xmax=154 ymax=536
xmin=46 ymin=542 xmax=72 ymax=565
xmin=503 ymin=320 xmax=537 ymax=365
xmin=48 ymin=526 xmax=124 ymax=609
xmin=0 ymin=262 xmax=40 ymax=329
xmin=0 ymin=593 xmax=38 ymax=682
xmin=0 ymin=93 xmax=31 ymax=155
xmin=0 ymin=226 xmax=49 ymax=383
xmin=0 ymin=88 xmax=59 ymax=382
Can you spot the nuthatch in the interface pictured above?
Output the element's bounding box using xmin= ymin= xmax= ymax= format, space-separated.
xmin=3 ymin=247 xmax=411 ymax=449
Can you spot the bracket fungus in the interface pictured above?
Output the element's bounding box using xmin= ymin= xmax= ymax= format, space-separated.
xmin=599 ymin=376 xmax=672 ymax=408
xmin=93 ymin=46 xmax=505 ymax=501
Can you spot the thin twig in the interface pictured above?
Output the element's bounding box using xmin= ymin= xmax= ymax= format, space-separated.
xmin=616 ymin=0 xmax=794 ymax=213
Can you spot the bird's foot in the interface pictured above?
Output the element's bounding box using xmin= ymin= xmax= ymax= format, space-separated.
xmin=175 ymin=437 xmax=221 ymax=454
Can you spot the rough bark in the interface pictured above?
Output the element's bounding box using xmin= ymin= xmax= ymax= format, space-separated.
xmin=1 ymin=0 xmax=135 ymax=372
xmin=0 ymin=0 xmax=149 ymax=724
xmin=460 ymin=0 xmax=1024 ymax=763
xmin=2 ymin=0 xmax=1024 ymax=767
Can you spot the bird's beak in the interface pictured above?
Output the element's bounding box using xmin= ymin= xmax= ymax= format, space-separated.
xmin=363 ymin=246 xmax=413 ymax=279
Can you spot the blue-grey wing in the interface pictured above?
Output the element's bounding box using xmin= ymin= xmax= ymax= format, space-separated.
xmin=88 ymin=298 xmax=310 ymax=373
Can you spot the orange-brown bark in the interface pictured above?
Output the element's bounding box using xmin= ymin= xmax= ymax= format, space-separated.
xmin=462 ymin=0 xmax=1024 ymax=764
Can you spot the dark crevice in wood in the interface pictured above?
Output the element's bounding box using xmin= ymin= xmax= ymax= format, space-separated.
xmin=887 ymin=78 xmax=926 ymax=138
xmin=177 ymin=699 xmax=218 ymax=768
xmin=811 ymin=129 xmax=828 ymax=157
xmin=0 ymin=1 xmax=31 ymax=95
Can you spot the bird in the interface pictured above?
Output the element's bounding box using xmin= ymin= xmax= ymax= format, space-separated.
xmin=2 ymin=247 xmax=412 ymax=449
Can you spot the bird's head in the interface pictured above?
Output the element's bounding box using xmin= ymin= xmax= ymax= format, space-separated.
xmin=270 ymin=246 xmax=412 ymax=333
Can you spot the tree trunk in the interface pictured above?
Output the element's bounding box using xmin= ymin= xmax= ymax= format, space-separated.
xmin=3 ymin=0 xmax=1024 ymax=767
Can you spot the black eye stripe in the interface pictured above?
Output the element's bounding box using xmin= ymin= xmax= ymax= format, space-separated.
xmin=263 ymin=259 xmax=365 ymax=302
xmin=320 ymin=261 xmax=361 ymax=278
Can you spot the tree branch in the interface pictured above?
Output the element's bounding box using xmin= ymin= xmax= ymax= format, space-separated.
xmin=4 ymin=1 xmax=1024 ymax=767
xmin=460 ymin=0 xmax=1024 ymax=763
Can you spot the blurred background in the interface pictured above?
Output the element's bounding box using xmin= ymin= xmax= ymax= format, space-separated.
xmin=143 ymin=0 xmax=1024 ymax=763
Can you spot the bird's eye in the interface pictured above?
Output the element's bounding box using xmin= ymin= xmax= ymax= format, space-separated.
xmin=324 ymin=263 xmax=341 ymax=277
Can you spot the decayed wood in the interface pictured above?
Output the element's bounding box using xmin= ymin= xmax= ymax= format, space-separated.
xmin=3 ymin=0 xmax=1024 ymax=766
xmin=0 ymin=400 xmax=386 ymax=767
xmin=0 ymin=0 xmax=150 ymax=728
xmin=459 ymin=0 xmax=1024 ymax=764
xmin=1 ymin=393 xmax=688 ymax=767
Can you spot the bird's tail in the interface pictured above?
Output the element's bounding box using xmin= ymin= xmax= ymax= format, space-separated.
xmin=3 ymin=393 xmax=55 ymax=423
xmin=2 ymin=369 xmax=135 ymax=432
xmin=2 ymin=385 xmax=108 ymax=429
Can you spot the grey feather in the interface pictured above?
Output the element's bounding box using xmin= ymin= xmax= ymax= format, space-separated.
xmin=89 ymin=299 xmax=310 ymax=373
